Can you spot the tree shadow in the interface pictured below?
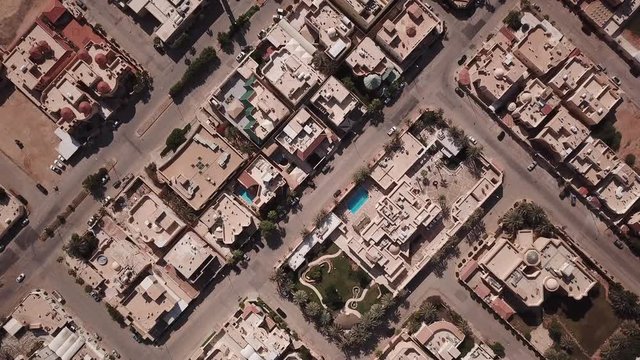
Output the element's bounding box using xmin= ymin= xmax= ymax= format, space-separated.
xmin=170 ymin=59 xmax=222 ymax=104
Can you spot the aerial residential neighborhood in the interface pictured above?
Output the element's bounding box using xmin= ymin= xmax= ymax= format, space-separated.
xmin=3 ymin=0 xmax=640 ymax=359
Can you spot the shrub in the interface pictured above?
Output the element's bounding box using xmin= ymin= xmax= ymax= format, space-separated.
xmin=64 ymin=233 xmax=99 ymax=261
xmin=307 ymin=267 xmax=322 ymax=282
xmin=503 ymin=11 xmax=522 ymax=30
xmin=324 ymin=284 xmax=344 ymax=310
xmin=489 ymin=342 xmax=505 ymax=358
xmin=84 ymin=285 xmax=93 ymax=293
xmin=165 ymin=127 xmax=188 ymax=152
xmin=626 ymin=154 xmax=636 ymax=167
xmin=169 ymin=47 xmax=218 ymax=97
xmin=548 ymin=319 xmax=563 ymax=342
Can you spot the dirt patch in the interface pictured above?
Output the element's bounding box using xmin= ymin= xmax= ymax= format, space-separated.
xmin=0 ymin=0 xmax=50 ymax=49
xmin=614 ymin=99 xmax=640 ymax=163
xmin=622 ymin=10 xmax=640 ymax=50
xmin=0 ymin=86 xmax=61 ymax=186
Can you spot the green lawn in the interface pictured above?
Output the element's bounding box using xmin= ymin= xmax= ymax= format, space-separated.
xmin=551 ymin=288 xmax=621 ymax=355
xmin=356 ymin=284 xmax=389 ymax=314
xmin=311 ymin=253 xmax=370 ymax=306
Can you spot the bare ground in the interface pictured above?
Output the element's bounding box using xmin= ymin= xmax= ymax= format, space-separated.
xmin=0 ymin=0 xmax=50 ymax=49
xmin=615 ymin=99 xmax=640 ymax=163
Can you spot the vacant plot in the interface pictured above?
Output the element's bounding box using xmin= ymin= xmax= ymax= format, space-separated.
xmin=0 ymin=88 xmax=60 ymax=186
xmin=0 ymin=0 xmax=50 ymax=49
xmin=615 ymin=99 xmax=640 ymax=166
xmin=623 ymin=11 xmax=640 ymax=50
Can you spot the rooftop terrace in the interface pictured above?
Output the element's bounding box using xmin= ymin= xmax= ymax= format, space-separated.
xmin=567 ymin=137 xmax=619 ymax=188
xmin=533 ymin=106 xmax=589 ymax=161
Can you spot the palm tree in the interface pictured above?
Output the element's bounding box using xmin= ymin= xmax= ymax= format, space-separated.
xmin=292 ymin=290 xmax=309 ymax=305
xmin=304 ymin=302 xmax=323 ymax=318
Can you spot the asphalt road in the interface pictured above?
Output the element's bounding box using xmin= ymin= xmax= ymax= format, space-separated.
xmin=1 ymin=0 xmax=639 ymax=359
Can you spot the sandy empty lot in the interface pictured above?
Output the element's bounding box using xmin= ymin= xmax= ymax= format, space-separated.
xmin=614 ymin=98 xmax=640 ymax=162
xmin=0 ymin=0 xmax=50 ymax=49
xmin=0 ymin=86 xmax=60 ymax=186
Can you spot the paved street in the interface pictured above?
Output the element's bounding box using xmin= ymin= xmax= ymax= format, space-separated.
xmin=1 ymin=0 xmax=639 ymax=359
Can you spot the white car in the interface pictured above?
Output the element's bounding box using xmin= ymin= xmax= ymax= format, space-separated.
xmin=469 ymin=136 xmax=477 ymax=145
xmin=50 ymin=165 xmax=61 ymax=174
xmin=527 ymin=162 xmax=537 ymax=171
xmin=16 ymin=273 xmax=25 ymax=283
xmin=235 ymin=51 xmax=247 ymax=62
xmin=387 ymin=126 xmax=397 ymax=136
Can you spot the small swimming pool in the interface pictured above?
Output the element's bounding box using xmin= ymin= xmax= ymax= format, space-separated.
xmin=239 ymin=187 xmax=254 ymax=204
xmin=347 ymin=187 xmax=369 ymax=214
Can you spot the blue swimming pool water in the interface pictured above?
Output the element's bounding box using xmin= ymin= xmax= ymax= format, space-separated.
xmin=347 ymin=187 xmax=369 ymax=214
xmin=239 ymin=187 xmax=254 ymax=204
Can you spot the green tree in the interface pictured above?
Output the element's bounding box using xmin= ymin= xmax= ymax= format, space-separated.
xmin=341 ymin=76 xmax=356 ymax=93
xmin=548 ymin=318 xmax=563 ymax=343
xmin=544 ymin=348 xmax=571 ymax=360
xmin=489 ymin=342 xmax=505 ymax=358
xmin=367 ymin=98 xmax=383 ymax=113
xmin=64 ymin=233 xmax=98 ymax=261
xmin=626 ymin=154 xmax=636 ymax=167
xmin=312 ymin=52 xmax=338 ymax=75
xmin=165 ymin=128 xmax=188 ymax=152
xmin=307 ymin=266 xmax=322 ymax=282
xmin=352 ymin=166 xmax=371 ymax=184
xmin=217 ymin=32 xmax=232 ymax=47
xmin=609 ymin=283 xmax=640 ymax=319
xmin=259 ymin=220 xmax=278 ymax=238
xmin=418 ymin=302 xmax=439 ymax=324
xmin=503 ymin=11 xmax=522 ymax=30
xmin=82 ymin=173 xmax=103 ymax=195
xmin=227 ymin=249 xmax=245 ymax=265
xmin=324 ymin=284 xmax=344 ymax=310
xmin=304 ymin=301 xmax=323 ymax=318
xmin=267 ymin=210 xmax=279 ymax=222
xmin=270 ymin=268 xmax=293 ymax=297
xmin=600 ymin=321 xmax=640 ymax=360
xmin=292 ymin=290 xmax=309 ymax=305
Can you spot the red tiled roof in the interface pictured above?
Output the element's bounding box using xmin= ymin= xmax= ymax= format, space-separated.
xmin=499 ymin=26 xmax=517 ymax=44
xmin=578 ymin=187 xmax=589 ymax=196
xmin=62 ymin=19 xmax=104 ymax=48
xmin=474 ymin=282 xmax=491 ymax=299
xmin=238 ymin=171 xmax=258 ymax=189
xmin=501 ymin=114 xmax=515 ymax=128
xmin=458 ymin=260 xmax=478 ymax=282
xmin=541 ymin=104 xmax=553 ymax=115
xmin=42 ymin=0 xmax=68 ymax=24
xmin=589 ymin=196 xmax=601 ymax=209
xmin=298 ymin=134 xmax=327 ymax=161
xmin=491 ymin=297 xmax=515 ymax=320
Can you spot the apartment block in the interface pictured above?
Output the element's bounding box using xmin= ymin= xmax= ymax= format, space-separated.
xmin=329 ymin=0 xmax=391 ymax=30
xmin=309 ymin=76 xmax=365 ymax=133
xmin=125 ymin=0 xmax=205 ymax=44
xmin=567 ymin=136 xmax=619 ymax=188
xmin=596 ymin=162 xmax=640 ymax=216
xmin=564 ymin=71 xmax=622 ymax=126
xmin=189 ymin=300 xmax=315 ymax=360
xmin=288 ymin=0 xmax=355 ymax=60
xmin=258 ymin=20 xmax=325 ymax=107
xmin=345 ymin=37 xmax=402 ymax=78
xmin=375 ymin=0 xmax=444 ymax=69
xmin=205 ymin=58 xmax=291 ymax=146
xmin=163 ymin=231 xmax=224 ymax=285
xmin=548 ymin=54 xmax=594 ymax=98
xmin=458 ymin=28 xmax=528 ymax=111
xmin=377 ymin=321 xmax=469 ymax=360
xmin=461 ymin=230 xmax=596 ymax=319
xmin=532 ymin=106 xmax=589 ymax=162
xmin=157 ymin=123 xmax=245 ymax=210
xmin=512 ymin=23 xmax=575 ymax=77
xmin=508 ymin=78 xmax=560 ymax=130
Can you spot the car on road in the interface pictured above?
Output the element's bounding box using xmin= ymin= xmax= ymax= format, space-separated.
xmin=454 ymin=87 xmax=465 ymax=97
xmin=614 ymin=239 xmax=625 ymax=249
xmin=497 ymin=131 xmax=505 ymax=141
xmin=277 ymin=8 xmax=286 ymax=16
xmin=612 ymin=76 xmax=621 ymax=85
xmin=50 ymin=165 xmax=61 ymax=174
xmin=457 ymin=54 xmax=467 ymax=65
xmin=52 ymin=290 xmax=65 ymax=304
xmin=527 ymin=162 xmax=537 ymax=171
xmin=236 ymin=51 xmax=247 ymax=62
xmin=16 ymin=273 xmax=25 ymax=283
xmin=570 ymin=193 xmax=577 ymax=206
xmin=387 ymin=126 xmax=397 ymax=136
xmin=21 ymin=217 xmax=29 ymax=227
xmin=276 ymin=307 xmax=287 ymax=319
xmin=0 ymin=244 xmax=5 ymax=252
xmin=75 ymin=0 xmax=87 ymax=10
xmin=36 ymin=183 xmax=48 ymax=195
xmin=113 ymin=179 xmax=122 ymax=189
xmin=469 ymin=136 xmax=477 ymax=145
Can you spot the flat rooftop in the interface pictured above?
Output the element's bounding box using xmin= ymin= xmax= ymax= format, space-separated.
xmin=376 ymin=0 xmax=442 ymax=65
xmin=126 ymin=191 xmax=186 ymax=249
xmin=275 ymin=107 xmax=331 ymax=162
xmin=510 ymin=78 xmax=560 ymax=129
xmin=159 ymin=124 xmax=244 ymax=210
xmin=310 ymin=76 xmax=361 ymax=128
xmin=533 ymin=106 xmax=589 ymax=161
xmin=345 ymin=37 xmax=401 ymax=77
xmin=329 ymin=0 xmax=390 ymax=29
xmin=567 ymin=137 xmax=619 ymax=187
xmin=513 ymin=24 xmax=575 ymax=76
xmin=0 ymin=190 xmax=25 ymax=237
xmin=199 ymin=193 xmax=257 ymax=246
xmin=379 ymin=330 xmax=436 ymax=360
xmin=164 ymin=231 xmax=220 ymax=282
xmin=549 ymin=54 xmax=593 ymax=97
xmin=370 ymin=131 xmax=426 ymax=190
xmin=210 ymin=59 xmax=290 ymax=145
xmin=565 ymin=72 xmax=622 ymax=126
xmin=597 ymin=162 xmax=640 ymax=216
xmin=127 ymin=0 xmax=204 ymax=42
xmin=261 ymin=20 xmax=324 ymax=106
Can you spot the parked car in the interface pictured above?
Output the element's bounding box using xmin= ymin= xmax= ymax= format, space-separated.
xmin=113 ymin=179 xmax=122 ymax=189
xmin=612 ymin=76 xmax=621 ymax=85
xmin=273 ymin=14 xmax=283 ymax=22
xmin=497 ymin=131 xmax=505 ymax=141
xmin=277 ymin=8 xmax=286 ymax=16
xmin=76 ymin=0 xmax=87 ymax=10
xmin=0 ymin=244 xmax=5 ymax=252
xmin=236 ymin=51 xmax=247 ymax=62
xmin=258 ymin=30 xmax=267 ymax=39
xmin=570 ymin=193 xmax=577 ymax=206
xmin=87 ymin=215 xmax=96 ymax=226
xmin=614 ymin=239 xmax=625 ymax=249
xmin=21 ymin=217 xmax=29 ymax=227
xmin=241 ymin=45 xmax=253 ymax=52
xmin=454 ymin=87 xmax=465 ymax=97
xmin=36 ymin=183 xmax=48 ymax=195
xmin=52 ymin=290 xmax=65 ymax=304
xmin=469 ymin=136 xmax=477 ymax=145
xmin=50 ymin=165 xmax=61 ymax=174
xmin=16 ymin=273 xmax=25 ymax=283
xmin=387 ymin=126 xmax=397 ymax=136
xmin=457 ymin=54 xmax=467 ymax=65
xmin=527 ymin=162 xmax=537 ymax=171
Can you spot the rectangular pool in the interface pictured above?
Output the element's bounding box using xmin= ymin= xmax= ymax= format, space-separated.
xmin=239 ymin=187 xmax=254 ymax=204
xmin=347 ymin=187 xmax=369 ymax=214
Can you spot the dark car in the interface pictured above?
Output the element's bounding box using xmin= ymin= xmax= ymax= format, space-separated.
xmin=454 ymin=87 xmax=465 ymax=97
xmin=497 ymin=131 xmax=506 ymax=141
xmin=457 ymin=54 xmax=467 ymax=65
xmin=16 ymin=194 xmax=28 ymax=205
xmin=614 ymin=239 xmax=625 ymax=249
xmin=276 ymin=307 xmax=287 ymax=319
xmin=36 ymin=183 xmax=48 ymax=195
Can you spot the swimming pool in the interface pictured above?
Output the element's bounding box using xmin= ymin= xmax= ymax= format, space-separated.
xmin=239 ymin=187 xmax=254 ymax=204
xmin=347 ymin=187 xmax=369 ymax=214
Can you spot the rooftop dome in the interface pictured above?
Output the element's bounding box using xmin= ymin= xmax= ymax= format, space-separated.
xmin=29 ymin=46 xmax=44 ymax=62
xmin=364 ymin=74 xmax=382 ymax=91
xmin=96 ymin=81 xmax=112 ymax=94
xmin=524 ymin=249 xmax=540 ymax=266
xmin=519 ymin=92 xmax=533 ymax=104
xmin=406 ymin=25 xmax=417 ymax=37
xmin=77 ymin=49 xmax=92 ymax=63
xmin=95 ymin=53 xmax=108 ymax=68
xmin=494 ymin=67 xmax=505 ymax=79
xmin=544 ymin=277 xmax=559 ymax=292
xmin=78 ymin=101 xmax=93 ymax=116
xmin=59 ymin=107 xmax=75 ymax=122
xmin=507 ymin=102 xmax=517 ymax=112
xmin=388 ymin=244 xmax=400 ymax=255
